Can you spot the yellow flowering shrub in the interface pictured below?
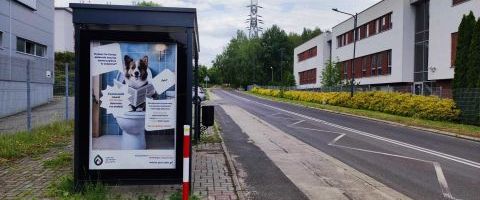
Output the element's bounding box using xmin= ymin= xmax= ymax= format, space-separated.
xmin=251 ymin=87 xmax=460 ymax=121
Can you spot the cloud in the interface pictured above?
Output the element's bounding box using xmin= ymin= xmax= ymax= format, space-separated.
xmin=56 ymin=0 xmax=380 ymax=66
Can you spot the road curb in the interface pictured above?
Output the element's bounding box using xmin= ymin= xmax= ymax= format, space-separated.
xmin=216 ymin=122 xmax=247 ymax=200
xmin=243 ymin=91 xmax=480 ymax=143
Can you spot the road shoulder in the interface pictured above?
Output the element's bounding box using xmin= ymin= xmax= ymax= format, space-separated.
xmin=220 ymin=104 xmax=411 ymax=200
xmin=216 ymin=106 xmax=309 ymax=200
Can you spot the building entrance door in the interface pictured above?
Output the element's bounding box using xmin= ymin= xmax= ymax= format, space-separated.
xmin=414 ymin=83 xmax=423 ymax=95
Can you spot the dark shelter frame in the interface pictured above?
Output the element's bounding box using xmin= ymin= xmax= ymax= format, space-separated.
xmin=70 ymin=3 xmax=199 ymax=187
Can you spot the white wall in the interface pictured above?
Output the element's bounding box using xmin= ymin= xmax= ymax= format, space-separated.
xmin=331 ymin=0 xmax=415 ymax=86
xmin=293 ymin=32 xmax=331 ymax=89
xmin=54 ymin=8 xmax=74 ymax=52
xmin=428 ymin=0 xmax=480 ymax=81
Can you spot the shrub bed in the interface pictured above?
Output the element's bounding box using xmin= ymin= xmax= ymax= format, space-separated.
xmin=251 ymin=87 xmax=460 ymax=121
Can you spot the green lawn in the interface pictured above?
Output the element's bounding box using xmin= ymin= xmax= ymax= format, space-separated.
xmin=246 ymin=91 xmax=480 ymax=139
xmin=0 ymin=120 xmax=73 ymax=165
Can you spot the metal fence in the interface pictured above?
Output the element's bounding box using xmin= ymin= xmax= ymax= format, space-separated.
xmin=453 ymin=89 xmax=480 ymax=125
xmin=253 ymin=85 xmax=480 ymax=125
xmin=255 ymin=85 xmax=453 ymax=99
xmin=0 ymin=63 xmax=74 ymax=134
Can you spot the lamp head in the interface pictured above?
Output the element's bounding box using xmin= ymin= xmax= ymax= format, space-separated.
xmin=332 ymin=8 xmax=338 ymax=12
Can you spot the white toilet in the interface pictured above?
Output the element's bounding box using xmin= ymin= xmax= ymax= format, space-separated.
xmin=115 ymin=111 xmax=146 ymax=150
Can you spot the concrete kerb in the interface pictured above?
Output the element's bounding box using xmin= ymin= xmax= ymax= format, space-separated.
xmin=243 ymin=91 xmax=480 ymax=143
xmin=217 ymin=125 xmax=247 ymax=200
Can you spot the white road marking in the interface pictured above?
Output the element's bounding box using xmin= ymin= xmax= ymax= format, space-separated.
xmin=289 ymin=120 xmax=305 ymax=126
xmin=272 ymin=100 xmax=459 ymax=200
xmin=223 ymin=91 xmax=480 ymax=169
xmin=433 ymin=162 xmax=456 ymax=200
xmin=328 ymin=135 xmax=457 ymax=200
xmin=329 ymin=134 xmax=346 ymax=146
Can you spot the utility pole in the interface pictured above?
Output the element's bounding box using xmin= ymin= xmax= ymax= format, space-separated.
xmin=246 ymin=0 xmax=263 ymax=38
xmin=333 ymin=8 xmax=357 ymax=97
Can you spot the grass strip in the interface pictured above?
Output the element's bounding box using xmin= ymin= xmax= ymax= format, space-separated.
xmin=46 ymin=174 xmax=109 ymax=200
xmin=246 ymin=91 xmax=480 ymax=139
xmin=43 ymin=152 xmax=72 ymax=169
xmin=0 ymin=120 xmax=73 ymax=165
xmin=200 ymin=122 xmax=222 ymax=144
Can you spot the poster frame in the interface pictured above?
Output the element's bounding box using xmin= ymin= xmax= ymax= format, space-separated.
xmin=74 ymin=29 xmax=188 ymax=185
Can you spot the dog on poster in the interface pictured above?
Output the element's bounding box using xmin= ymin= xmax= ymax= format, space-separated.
xmin=123 ymin=55 xmax=158 ymax=111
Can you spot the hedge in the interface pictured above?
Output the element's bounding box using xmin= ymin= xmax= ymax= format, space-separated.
xmin=251 ymin=87 xmax=460 ymax=121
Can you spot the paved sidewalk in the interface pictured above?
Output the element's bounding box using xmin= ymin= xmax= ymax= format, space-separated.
xmin=193 ymin=143 xmax=238 ymax=200
xmin=0 ymin=144 xmax=72 ymax=199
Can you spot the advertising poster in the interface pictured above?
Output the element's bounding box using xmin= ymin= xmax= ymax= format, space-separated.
xmin=89 ymin=41 xmax=177 ymax=170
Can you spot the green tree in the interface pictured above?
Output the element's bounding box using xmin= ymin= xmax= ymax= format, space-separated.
xmin=321 ymin=60 xmax=342 ymax=87
xmin=288 ymin=27 xmax=323 ymax=48
xmin=454 ymin=12 xmax=476 ymax=90
xmin=466 ymin=18 xmax=480 ymax=88
xmin=210 ymin=26 xmax=323 ymax=88
xmin=466 ymin=18 xmax=480 ymax=123
xmin=198 ymin=65 xmax=208 ymax=87
xmin=453 ymin=12 xmax=479 ymax=125
xmin=261 ymin=25 xmax=293 ymax=86
xmin=54 ymin=52 xmax=75 ymax=96
xmin=136 ymin=1 xmax=161 ymax=7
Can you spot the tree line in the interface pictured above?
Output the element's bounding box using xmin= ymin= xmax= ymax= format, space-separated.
xmin=453 ymin=11 xmax=480 ymax=124
xmin=200 ymin=25 xmax=322 ymax=88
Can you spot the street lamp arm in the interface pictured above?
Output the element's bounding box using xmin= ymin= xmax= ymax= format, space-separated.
xmin=332 ymin=8 xmax=356 ymax=18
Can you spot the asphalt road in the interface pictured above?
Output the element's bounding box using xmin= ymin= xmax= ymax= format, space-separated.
xmin=216 ymin=106 xmax=309 ymax=200
xmin=213 ymin=89 xmax=480 ymax=200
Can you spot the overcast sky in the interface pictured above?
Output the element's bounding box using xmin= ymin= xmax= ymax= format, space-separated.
xmin=56 ymin=0 xmax=380 ymax=66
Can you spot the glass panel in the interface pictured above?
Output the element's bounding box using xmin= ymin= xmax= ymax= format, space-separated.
xmin=414 ymin=43 xmax=424 ymax=73
xmin=25 ymin=41 xmax=34 ymax=55
xmin=16 ymin=38 xmax=25 ymax=52
xmin=35 ymin=44 xmax=45 ymax=57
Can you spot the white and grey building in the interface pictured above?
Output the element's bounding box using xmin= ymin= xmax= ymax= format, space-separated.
xmin=294 ymin=0 xmax=480 ymax=95
xmin=293 ymin=32 xmax=331 ymax=89
xmin=54 ymin=7 xmax=74 ymax=53
xmin=0 ymin=0 xmax=55 ymax=117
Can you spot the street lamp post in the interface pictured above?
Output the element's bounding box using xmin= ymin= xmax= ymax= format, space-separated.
xmin=333 ymin=8 xmax=357 ymax=97
xmin=270 ymin=66 xmax=274 ymax=84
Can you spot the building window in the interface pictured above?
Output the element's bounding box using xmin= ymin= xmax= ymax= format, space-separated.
xmin=298 ymin=46 xmax=317 ymax=62
xmin=340 ymin=49 xmax=391 ymax=79
xmin=337 ymin=12 xmax=392 ymax=48
xmin=0 ymin=31 xmax=3 ymax=47
xmin=36 ymin=44 xmax=46 ymax=57
xmin=360 ymin=25 xmax=367 ymax=39
xmin=366 ymin=24 xmax=370 ymax=37
xmin=369 ymin=21 xmax=376 ymax=36
xmin=17 ymin=38 xmax=26 ymax=52
xmin=299 ymin=68 xmax=317 ymax=85
xmin=16 ymin=37 xmax=47 ymax=57
xmin=371 ymin=54 xmax=377 ymax=76
xmin=379 ymin=13 xmax=392 ymax=32
xmin=387 ymin=50 xmax=392 ymax=74
xmin=453 ymin=0 xmax=470 ymax=6
xmin=377 ymin=53 xmax=383 ymax=75
xmin=451 ymin=32 xmax=458 ymax=67
xmin=344 ymin=62 xmax=348 ymax=79
xmin=362 ymin=57 xmax=367 ymax=77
